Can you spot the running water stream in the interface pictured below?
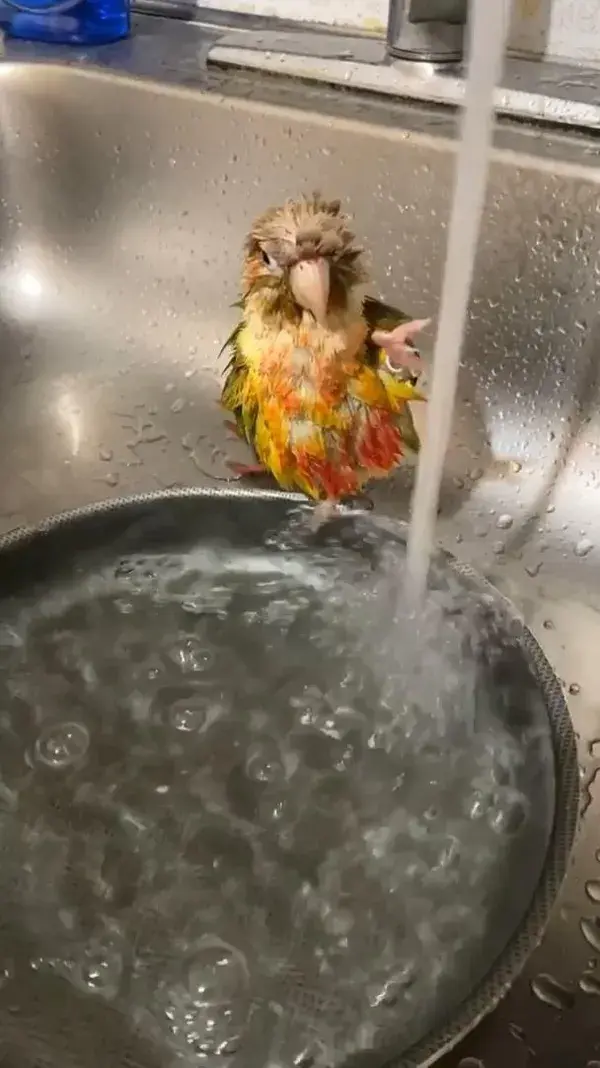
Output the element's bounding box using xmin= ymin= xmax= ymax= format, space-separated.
xmin=404 ymin=0 xmax=511 ymax=604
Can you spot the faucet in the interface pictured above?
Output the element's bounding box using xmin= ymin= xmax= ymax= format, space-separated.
xmin=386 ymin=0 xmax=467 ymax=63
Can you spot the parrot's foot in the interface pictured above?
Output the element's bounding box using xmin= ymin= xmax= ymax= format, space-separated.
xmin=224 ymin=420 xmax=242 ymax=438
xmin=341 ymin=494 xmax=374 ymax=512
xmin=309 ymin=500 xmax=340 ymax=530
xmin=372 ymin=318 xmax=431 ymax=374
xmin=226 ymin=461 xmax=266 ymax=478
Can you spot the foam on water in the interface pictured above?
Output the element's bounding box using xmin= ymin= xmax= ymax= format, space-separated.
xmin=0 ymin=513 xmax=553 ymax=1068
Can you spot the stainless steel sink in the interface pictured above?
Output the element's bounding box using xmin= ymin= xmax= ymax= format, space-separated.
xmin=0 ymin=23 xmax=599 ymax=1065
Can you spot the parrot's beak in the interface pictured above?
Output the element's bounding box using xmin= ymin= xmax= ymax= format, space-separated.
xmin=289 ymin=258 xmax=330 ymax=325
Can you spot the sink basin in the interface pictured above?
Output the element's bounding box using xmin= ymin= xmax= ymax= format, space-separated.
xmin=0 ymin=45 xmax=597 ymax=1067
xmin=1 ymin=58 xmax=599 ymax=594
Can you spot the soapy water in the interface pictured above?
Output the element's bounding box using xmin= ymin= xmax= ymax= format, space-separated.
xmin=0 ymin=514 xmax=553 ymax=1068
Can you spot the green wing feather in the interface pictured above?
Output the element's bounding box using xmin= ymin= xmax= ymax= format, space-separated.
xmin=362 ymin=294 xmax=411 ymax=367
xmin=362 ymin=294 xmax=422 ymax=455
xmin=362 ymin=294 xmax=411 ymax=332
xmin=220 ymin=319 xmax=259 ymax=448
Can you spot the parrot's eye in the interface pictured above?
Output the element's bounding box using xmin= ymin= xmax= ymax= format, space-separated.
xmin=260 ymin=248 xmax=280 ymax=272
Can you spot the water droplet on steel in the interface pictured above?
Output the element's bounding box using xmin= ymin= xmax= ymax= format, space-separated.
xmin=586 ymin=879 xmax=600 ymax=903
xmin=507 ymin=1021 xmax=527 ymax=1043
xmin=581 ymin=917 xmax=600 ymax=953
xmin=530 ymin=973 xmax=574 ymax=1010
xmin=496 ymin=513 xmax=513 ymax=530
xmin=579 ymin=973 xmax=600 ymax=996
xmin=525 ymin=561 xmax=542 ymax=577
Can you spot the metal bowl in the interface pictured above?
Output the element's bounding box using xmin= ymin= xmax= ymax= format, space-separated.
xmin=0 ymin=487 xmax=578 ymax=1068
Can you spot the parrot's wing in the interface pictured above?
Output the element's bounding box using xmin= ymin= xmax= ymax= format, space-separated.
xmin=362 ymin=294 xmax=411 ymax=335
xmin=218 ymin=318 xmax=244 ymax=365
xmin=395 ymin=402 xmax=421 ymax=455
xmin=220 ymin=320 xmax=259 ymax=445
xmin=361 ymin=294 xmax=423 ymax=393
xmin=360 ymin=296 xmax=424 ymax=453
xmin=362 ymin=294 xmax=413 ymax=371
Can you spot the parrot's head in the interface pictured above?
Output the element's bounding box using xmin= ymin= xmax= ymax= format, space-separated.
xmin=242 ymin=194 xmax=367 ymax=328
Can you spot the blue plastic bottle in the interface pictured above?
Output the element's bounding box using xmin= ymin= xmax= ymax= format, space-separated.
xmin=0 ymin=0 xmax=130 ymax=45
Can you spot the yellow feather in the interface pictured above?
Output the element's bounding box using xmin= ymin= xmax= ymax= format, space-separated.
xmin=379 ymin=367 xmax=426 ymax=404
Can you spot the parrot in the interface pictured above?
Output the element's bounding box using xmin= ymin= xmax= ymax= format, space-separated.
xmin=220 ymin=194 xmax=430 ymax=507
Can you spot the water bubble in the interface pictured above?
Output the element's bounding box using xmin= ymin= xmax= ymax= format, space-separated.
xmin=169 ymin=698 xmax=207 ymax=733
xmin=74 ymin=938 xmax=123 ymax=999
xmin=245 ymin=738 xmax=285 ymax=783
xmin=292 ymin=1042 xmax=331 ymax=1068
xmin=465 ymin=790 xmax=493 ymax=820
xmin=0 ymin=624 xmax=22 ymax=652
xmin=168 ymin=636 xmax=215 ymax=674
xmin=188 ymin=937 xmax=248 ymax=1006
xmin=369 ymin=962 xmax=419 ymax=1008
xmin=34 ymin=721 xmax=90 ymax=768
xmin=487 ymin=790 xmax=528 ymax=836
xmin=115 ymin=598 xmax=135 ymax=614
xmin=568 ymin=682 xmax=581 ymax=696
xmin=530 ymin=973 xmax=574 ymax=1010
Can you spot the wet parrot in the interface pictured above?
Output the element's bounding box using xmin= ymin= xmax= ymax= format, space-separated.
xmin=220 ymin=194 xmax=430 ymax=504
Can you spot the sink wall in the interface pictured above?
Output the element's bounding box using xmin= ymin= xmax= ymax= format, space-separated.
xmin=0 ymin=62 xmax=599 ymax=595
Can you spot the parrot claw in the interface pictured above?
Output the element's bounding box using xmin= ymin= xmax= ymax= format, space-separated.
xmin=372 ymin=318 xmax=431 ymax=374
xmin=226 ymin=461 xmax=267 ymax=478
xmin=309 ymin=500 xmax=340 ymax=530
xmin=224 ymin=420 xmax=242 ymax=438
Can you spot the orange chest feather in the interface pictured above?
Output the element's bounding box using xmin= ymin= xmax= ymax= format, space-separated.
xmin=246 ymin=318 xmax=368 ymax=417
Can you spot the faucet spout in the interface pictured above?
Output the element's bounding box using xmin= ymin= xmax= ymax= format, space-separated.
xmin=386 ymin=0 xmax=467 ymax=63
